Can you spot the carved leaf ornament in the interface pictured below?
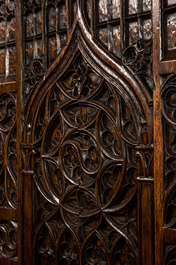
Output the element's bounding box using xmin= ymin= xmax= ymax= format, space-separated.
xmin=23 ymin=2 xmax=153 ymax=264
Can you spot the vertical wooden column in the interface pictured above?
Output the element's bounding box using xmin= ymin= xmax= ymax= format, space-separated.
xmin=152 ymin=1 xmax=164 ymax=265
xmin=21 ymin=136 xmax=35 ymax=265
xmin=15 ymin=0 xmax=23 ymax=264
xmin=136 ymin=146 xmax=154 ymax=265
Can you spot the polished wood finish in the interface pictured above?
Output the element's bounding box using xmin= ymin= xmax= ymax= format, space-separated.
xmin=0 ymin=0 xmax=176 ymax=264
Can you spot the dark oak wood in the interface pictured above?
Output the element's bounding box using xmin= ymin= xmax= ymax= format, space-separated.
xmin=0 ymin=0 xmax=176 ymax=264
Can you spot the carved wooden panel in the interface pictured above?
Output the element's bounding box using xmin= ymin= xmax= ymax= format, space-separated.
xmin=29 ymin=53 xmax=142 ymax=264
xmin=3 ymin=0 xmax=173 ymax=264
xmin=22 ymin=0 xmax=154 ymax=262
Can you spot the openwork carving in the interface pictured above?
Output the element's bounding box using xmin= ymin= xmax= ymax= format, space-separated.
xmin=0 ymin=220 xmax=17 ymax=259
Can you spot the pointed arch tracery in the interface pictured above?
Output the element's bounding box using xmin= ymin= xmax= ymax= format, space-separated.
xmin=23 ymin=3 xmax=153 ymax=264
